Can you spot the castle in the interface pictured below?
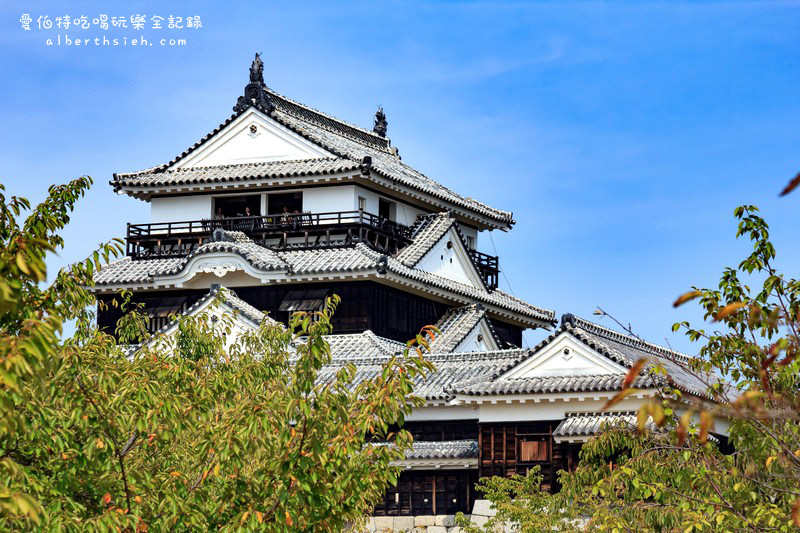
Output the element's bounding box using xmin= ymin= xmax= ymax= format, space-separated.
xmin=93 ymin=54 xmax=717 ymax=519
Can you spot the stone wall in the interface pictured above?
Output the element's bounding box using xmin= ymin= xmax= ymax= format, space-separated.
xmin=355 ymin=500 xmax=499 ymax=533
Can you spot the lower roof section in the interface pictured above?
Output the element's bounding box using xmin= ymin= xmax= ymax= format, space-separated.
xmin=92 ymin=232 xmax=554 ymax=329
xmin=391 ymin=440 xmax=479 ymax=470
xmin=553 ymin=412 xmax=644 ymax=443
xmin=97 ymin=281 xmax=524 ymax=347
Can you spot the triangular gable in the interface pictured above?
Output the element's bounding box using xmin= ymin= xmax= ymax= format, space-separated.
xmin=172 ymin=108 xmax=333 ymax=169
xmin=139 ymin=286 xmax=277 ymax=352
xmin=432 ymin=304 xmax=501 ymax=353
xmin=501 ymin=331 xmax=627 ymax=379
xmin=415 ymin=225 xmax=487 ymax=290
xmin=450 ymin=318 xmax=501 ymax=353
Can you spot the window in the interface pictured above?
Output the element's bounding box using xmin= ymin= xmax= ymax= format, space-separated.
xmin=466 ymin=236 xmax=475 ymax=250
xmin=378 ymin=198 xmax=395 ymax=221
xmin=267 ymin=192 xmax=303 ymax=215
xmin=213 ymin=194 xmax=260 ymax=218
xmin=278 ymin=289 xmax=329 ymax=313
xmin=520 ymin=440 xmax=548 ymax=462
xmin=358 ymin=196 xmax=367 ymax=211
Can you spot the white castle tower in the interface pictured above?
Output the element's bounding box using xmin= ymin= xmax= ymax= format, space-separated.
xmin=94 ymin=54 xmax=716 ymax=520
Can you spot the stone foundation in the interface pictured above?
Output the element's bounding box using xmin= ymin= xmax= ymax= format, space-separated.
xmin=358 ymin=515 xmax=461 ymax=532
xmin=353 ymin=500 xmax=498 ymax=532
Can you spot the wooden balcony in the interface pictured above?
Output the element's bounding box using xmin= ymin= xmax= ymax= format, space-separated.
xmin=469 ymin=249 xmax=499 ymax=290
xmin=126 ymin=211 xmax=412 ymax=259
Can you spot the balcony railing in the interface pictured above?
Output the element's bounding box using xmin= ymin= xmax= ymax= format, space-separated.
xmin=469 ymin=249 xmax=499 ymax=290
xmin=126 ymin=210 xmax=412 ymax=260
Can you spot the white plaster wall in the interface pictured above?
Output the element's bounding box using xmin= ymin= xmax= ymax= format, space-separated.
xmin=473 ymin=394 xmax=653 ymax=423
xmin=353 ymin=185 xmax=428 ymax=226
xmin=406 ymin=404 xmax=478 ymax=421
xmin=453 ymin=326 xmax=486 ymax=353
xmin=302 ymin=185 xmax=356 ymax=213
xmin=182 ymin=270 xmax=265 ymax=290
xmin=459 ymin=225 xmax=479 ymax=249
xmin=502 ymin=334 xmax=626 ymax=379
xmin=471 ymin=396 xmax=731 ymax=437
xmin=174 ymin=109 xmax=332 ymax=168
xmin=151 ymin=195 xmax=213 ymax=223
xmin=416 ymin=231 xmax=481 ymax=287
xmin=451 ymin=321 xmax=497 ymax=353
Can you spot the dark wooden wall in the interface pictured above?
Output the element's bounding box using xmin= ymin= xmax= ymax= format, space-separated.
xmin=373 ymin=470 xmax=478 ymax=516
xmin=478 ymin=421 xmax=579 ymax=493
xmin=489 ymin=319 xmax=523 ymax=349
xmin=96 ymin=281 xmax=524 ymax=345
xmin=391 ymin=420 xmax=478 ymax=442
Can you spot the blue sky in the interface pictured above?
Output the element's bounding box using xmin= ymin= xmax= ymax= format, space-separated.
xmin=2 ymin=1 xmax=799 ymax=351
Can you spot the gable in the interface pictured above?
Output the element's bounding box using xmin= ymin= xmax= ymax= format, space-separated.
xmin=501 ymin=332 xmax=627 ymax=379
xmin=451 ymin=318 xmax=500 ymax=353
xmin=158 ymin=252 xmax=284 ymax=289
xmin=415 ymin=227 xmax=485 ymax=289
xmin=173 ymin=108 xmax=333 ymax=169
xmin=143 ymin=295 xmax=262 ymax=355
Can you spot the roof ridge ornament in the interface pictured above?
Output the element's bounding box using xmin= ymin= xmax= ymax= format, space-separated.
xmin=233 ymin=53 xmax=274 ymax=114
xmin=208 ymin=228 xmax=233 ymax=243
xmin=373 ymin=106 xmax=388 ymax=137
xmin=561 ymin=313 xmax=577 ymax=328
xmin=249 ymin=52 xmax=264 ymax=84
xmin=359 ymin=155 xmax=372 ymax=176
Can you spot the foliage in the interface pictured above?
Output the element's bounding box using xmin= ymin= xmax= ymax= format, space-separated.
xmin=455 ymin=467 xmax=578 ymax=533
xmin=1 ymin=177 xmax=122 ymax=523
xmin=0 ymin=178 xmax=435 ymax=531
xmin=469 ymin=205 xmax=800 ymax=532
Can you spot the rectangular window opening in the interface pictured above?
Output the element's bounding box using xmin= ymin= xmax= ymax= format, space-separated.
xmin=278 ymin=288 xmax=329 ymax=313
xmin=213 ymin=194 xmax=261 ymax=218
xmin=379 ymin=198 xmax=396 ymax=221
xmin=267 ymin=192 xmax=303 ymax=216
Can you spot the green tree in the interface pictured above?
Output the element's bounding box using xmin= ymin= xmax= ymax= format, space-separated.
xmin=465 ymin=205 xmax=800 ymax=532
xmin=0 ymin=178 xmax=435 ymax=531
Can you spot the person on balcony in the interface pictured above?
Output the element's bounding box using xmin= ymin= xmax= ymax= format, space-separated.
xmin=212 ymin=207 xmax=225 ymax=229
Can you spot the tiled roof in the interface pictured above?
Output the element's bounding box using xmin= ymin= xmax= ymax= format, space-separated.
xmin=142 ymin=285 xmax=279 ymax=341
xmin=363 ymin=246 xmax=553 ymax=325
xmin=322 ymin=331 xmax=406 ymax=360
xmin=267 ymin=87 xmax=391 ymax=152
xmin=553 ymin=412 xmax=651 ymax=440
xmin=438 ymin=313 xmax=723 ymax=400
xmin=395 ymin=212 xmax=455 ymax=267
xmin=112 ymin=85 xmax=513 ymax=227
xmin=448 ymin=374 xmax=651 ymax=396
xmin=316 ymin=348 xmax=530 ymax=400
xmin=213 ymin=285 xmax=275 ymax=326
xmin=94 ymin=256 xmax=183 ymax=285
xmin=279 ymin=245 xmax=376 ymax=275
xmin=94 ymin=238 xmax=287 ymax=285
xmin=403 ymin=439 xmax=478 ymax=460
xmin=431 ymin=304 xmax=498 ymax=352
xmin=172 ymin=240 xmax=288 ymax=273
xmin=266 ymin=89 xmax=513 ymax=226
xmin=93 ymin=234 xmax=555 ymax=326
xmin=394 ymin=211 xmax=495 ymax=292
xmin=560 ymin=314 xmax=714 ymax=398
xmin=113 ymin=158 xmax=358 ymax=188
